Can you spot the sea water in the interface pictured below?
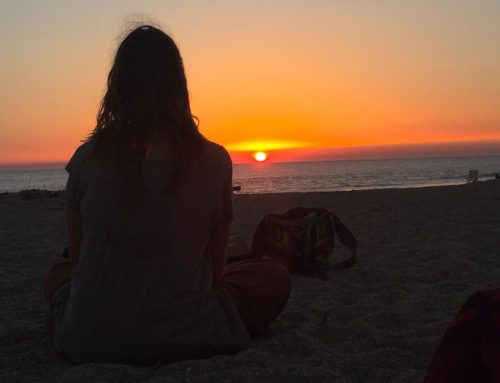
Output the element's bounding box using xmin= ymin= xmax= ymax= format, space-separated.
xmin=1 ymin=156 xmax=499 ymax=194
xmin=232 ymin=156 xmax=500 ymax=193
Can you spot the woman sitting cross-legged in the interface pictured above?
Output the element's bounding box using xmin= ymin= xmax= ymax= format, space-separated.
xmin=44 ymin=25 xmax=290 ymax=365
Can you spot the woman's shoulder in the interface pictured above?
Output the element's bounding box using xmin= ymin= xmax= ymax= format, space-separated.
xmin=65 ymin=140 xmax=95 ymax=173
xmin=201 ymin=140 xmax=232 ymax=166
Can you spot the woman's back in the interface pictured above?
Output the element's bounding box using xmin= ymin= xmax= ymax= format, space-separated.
xmin=45 ymin=25 xmax=290 ymax=365
xmin=52 ymin=139 xmax=249 ymax=364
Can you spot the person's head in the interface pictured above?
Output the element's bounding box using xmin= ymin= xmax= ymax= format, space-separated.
xmin=90 ymin=25 xmax=204 ymax=184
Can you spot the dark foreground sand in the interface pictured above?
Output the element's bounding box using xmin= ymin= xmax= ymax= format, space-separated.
xmin=1 ymin=181 xmax=500 ymax=382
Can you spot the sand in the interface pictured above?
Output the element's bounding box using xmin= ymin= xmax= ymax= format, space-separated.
xmin=1 ymin=180 xmax=500 ymax=382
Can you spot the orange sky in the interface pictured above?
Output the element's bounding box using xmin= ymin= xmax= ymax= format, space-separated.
xmin=1 ymin=1 xmax=500 ymax=164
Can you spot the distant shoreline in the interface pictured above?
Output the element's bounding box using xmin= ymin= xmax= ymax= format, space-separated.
xmin=2 ymin=156 xmax=499 ymax=194
xmin=3 ymin=178 xmax=498 ymax=198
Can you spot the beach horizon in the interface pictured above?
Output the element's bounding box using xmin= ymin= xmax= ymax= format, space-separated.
xmin=2 ymin=155 xmax=500 ymax=195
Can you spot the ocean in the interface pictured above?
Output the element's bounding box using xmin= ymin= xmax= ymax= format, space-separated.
xmin=1 ymin=156 xmax=499 ymax=194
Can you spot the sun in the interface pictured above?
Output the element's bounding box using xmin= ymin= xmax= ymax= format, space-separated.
xmin=253 ymin=151 xmax=267 ymax=162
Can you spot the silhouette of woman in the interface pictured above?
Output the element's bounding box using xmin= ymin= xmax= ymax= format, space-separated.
xmin=44 ymin=25 xmax=290 ymax=364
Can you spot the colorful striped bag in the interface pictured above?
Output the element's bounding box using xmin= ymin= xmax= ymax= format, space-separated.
xmin=250 ymin=207 xmax=357 ymax=279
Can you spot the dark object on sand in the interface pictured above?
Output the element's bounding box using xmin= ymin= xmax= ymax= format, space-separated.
xmin=424 ymin=289 xmax=500 ymax=383
xmin=246 ymin=207 xmax=357 ymax=279
xmin=232 ymin=185 xmax=241 ymax=191
xmin=465 ymin=170 xmax=478 ymax=183
xmin=19 ymin=189 xmax=60 ymax=200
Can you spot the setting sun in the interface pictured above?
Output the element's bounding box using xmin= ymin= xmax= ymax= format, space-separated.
xmin=253 ymin=151 xmax=267 ymax=162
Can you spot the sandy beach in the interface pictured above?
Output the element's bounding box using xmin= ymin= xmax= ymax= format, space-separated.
xmin=1 ymin=180 xmax=500 ymax=382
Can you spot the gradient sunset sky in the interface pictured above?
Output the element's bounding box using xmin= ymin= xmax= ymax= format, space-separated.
xmin=1 ymin=1 xmax=500 ymax=164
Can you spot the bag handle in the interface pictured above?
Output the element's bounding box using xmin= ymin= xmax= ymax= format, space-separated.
xmin=264 ymin=212 xmax=330 ymax=227
xmin=231 ymin=209 xmax=358 ymax=271
xmin=330 ymin=214 xmax=357 ymax=269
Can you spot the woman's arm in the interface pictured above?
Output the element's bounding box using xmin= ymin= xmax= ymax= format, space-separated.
xmin=67 ymin=206 xmax=82 ymax=266
xmin=211 ymin=148 xmax=234 ymax=284
xmin=210 ymin=223 xmax=231 ymax=284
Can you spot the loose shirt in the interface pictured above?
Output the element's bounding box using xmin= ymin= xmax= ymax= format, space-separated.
xmin=51 ymin=139 xmax=249 ymax=364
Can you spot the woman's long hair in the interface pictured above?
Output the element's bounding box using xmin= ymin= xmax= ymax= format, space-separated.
xmin=89 ymin=25 xmax=204 ymax=188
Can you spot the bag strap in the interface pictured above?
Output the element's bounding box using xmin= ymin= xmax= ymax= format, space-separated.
xmin=241 ymin=208 xmax=358 ymax=272
xmin=264 ymin=211 xmax=329 ymax=227
xmin=330 ymin=214 xmax=357 ymax=269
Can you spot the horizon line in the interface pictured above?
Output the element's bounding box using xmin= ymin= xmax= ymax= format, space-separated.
xmin=2 ymin=138 xmax=500 ymax=168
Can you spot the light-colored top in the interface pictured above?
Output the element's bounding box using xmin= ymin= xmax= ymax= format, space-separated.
xmin=52 ymin=139 xmax=249 ymax=364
